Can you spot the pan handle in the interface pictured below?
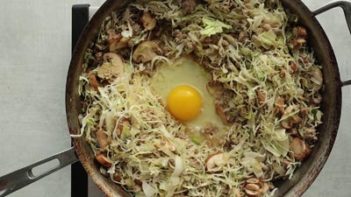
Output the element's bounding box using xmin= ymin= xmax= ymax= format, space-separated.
xmin=313 ymin=0 xmax=351 ymax=86
xmin=0 ymin=148 xmax=78 ymax=197
xmin=313 ymin=0 xmax=351 ymax=33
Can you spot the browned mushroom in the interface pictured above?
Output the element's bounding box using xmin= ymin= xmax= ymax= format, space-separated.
xmin=95 ymin=153 xmax=112 ymax=168
xmin=97 ymin=53 xmax=124 ymax=80
xmin=281 ymin=119 xmax=292 ymax=129
xmin=87 ymin=72 xmax=99 ymax=91
xmin=310 ymin=68 xmax=323 ymax=88
xmin=245 ymin=183 xmax=261 ymax=196
xmin=96 ymin=129 xmax=109 ymax=149
xmin=274 ymin=96 xmax=285 ymax=114
xmin=290 ymin=115 xmax=302 ymax=125
xmin=132 ymin=41 xmax=161 ymax=63
xmin=290 ymin=137 xmax=311 ymax=161
xmin=141 ymin=11 xmax=156 ymax=30
xmin=244 ymin=178 xmax=269 ymax=197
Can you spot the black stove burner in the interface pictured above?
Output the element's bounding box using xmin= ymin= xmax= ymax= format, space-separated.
xmin=71 ymin=4 xmax=90 ymax=197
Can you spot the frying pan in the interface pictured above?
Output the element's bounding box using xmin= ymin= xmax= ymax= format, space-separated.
xmin=1 ymin=0 xmax=351 ymax=196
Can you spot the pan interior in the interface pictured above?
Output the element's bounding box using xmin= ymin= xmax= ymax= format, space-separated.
xmin=66 ymin=0 xmax=342 ymax=196
xmin=274 ymin=0 xmax=341 ymax=196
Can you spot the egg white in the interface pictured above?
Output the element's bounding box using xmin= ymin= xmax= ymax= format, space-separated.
xmin=150 ymin=58 xmax=224 ymax=129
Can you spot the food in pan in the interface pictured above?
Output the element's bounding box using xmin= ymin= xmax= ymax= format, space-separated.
xmin=76 ymin=0 xmax=323 ymax=196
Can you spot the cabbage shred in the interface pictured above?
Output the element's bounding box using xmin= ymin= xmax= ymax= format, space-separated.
xmin=78 ymin=0 xmax=323 ymax=196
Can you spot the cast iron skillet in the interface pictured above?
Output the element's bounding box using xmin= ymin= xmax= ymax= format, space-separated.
xmin=1 ymin=1 xmax=351 ymax=196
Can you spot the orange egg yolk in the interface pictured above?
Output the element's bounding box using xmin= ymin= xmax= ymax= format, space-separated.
xmin=167 ymin=85 xmax=203 ymax=121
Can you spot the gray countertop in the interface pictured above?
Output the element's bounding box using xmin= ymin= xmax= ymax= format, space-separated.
xmin=0 ymin=0 xmax=350 ymax=196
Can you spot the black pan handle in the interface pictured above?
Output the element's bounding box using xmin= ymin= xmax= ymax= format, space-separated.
xmin=313 ymin=0 xmax=351 ymax=86
xmin=0 ymin=148 xmax=78 ymax=197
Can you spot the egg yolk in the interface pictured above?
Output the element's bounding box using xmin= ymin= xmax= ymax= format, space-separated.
xmin=167 ymin=85 xmax=203 ymax=121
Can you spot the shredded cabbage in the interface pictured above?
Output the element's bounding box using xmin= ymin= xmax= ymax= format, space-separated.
xmin=200 ymin=17 xmax=231 ymax=36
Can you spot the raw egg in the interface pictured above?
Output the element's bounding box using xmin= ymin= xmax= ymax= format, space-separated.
xmin=167 ymin=85 xmax=202 ymax=121
xmin=151 ymin=58 xmax=224 ymax=128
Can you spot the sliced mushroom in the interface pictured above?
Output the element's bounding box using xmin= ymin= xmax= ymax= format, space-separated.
xmin=281 ymin=119 xmax=292 ymax=129
xmin=310 ymin=68 xmax=323 ymax=87
xmin=97 ymin=53 xmax=124 ymax=80
xmin=96 ymin=129 xmax=109 ymax=149
xmin=95 ymin=153 xmax=112 ymax=168
xmin=244 ymin=178 xmax=269 ymax=197
xmin=246 ymin=178 xmax=260 ymax=184
xmin=274 ymin=96 xmax=285 ymax=114
xmin=238 ymin=31 xmax=248 ymax=42
xmin=262 ymin=23 xmax=272 ymax=31
xmin=205 ymin=153 xmax=227 ymax=172
xmin=87 ymin=72 xmax=99 ymax=91
xmin=155 ymin=139 xmax=176 ymax=152
xmin=141 ymin=11 xmax=156 ymax=31
xmin=290 ymin=137 xmax=311 ymax=161
xmin=245 ymin=184 xmax=261 ymax=196
xmin=132 ymin=41 xmax=160 ymax=63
